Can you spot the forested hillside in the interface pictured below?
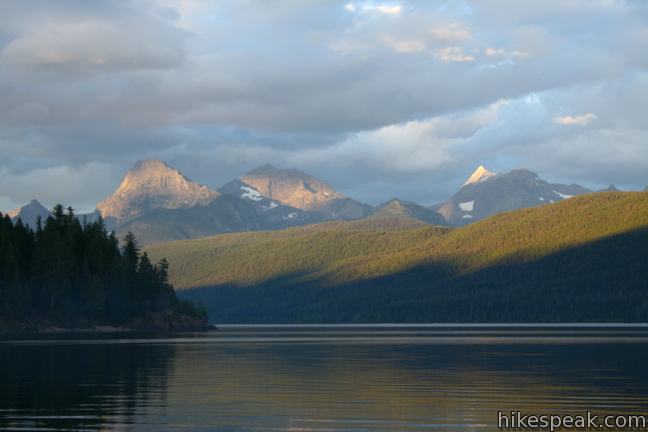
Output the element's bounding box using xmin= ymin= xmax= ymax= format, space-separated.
xmin=0 ymin=205 xmax=206 ymax=330
xmin=147 ymin=192 xmax=648 ymax=323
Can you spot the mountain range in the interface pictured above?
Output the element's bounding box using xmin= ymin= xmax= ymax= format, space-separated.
xmin=5 ymin=159 xmax=633 ymax=244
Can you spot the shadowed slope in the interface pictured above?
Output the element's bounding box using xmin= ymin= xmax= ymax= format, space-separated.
xmin=147 ymin=192 xmax=648 ymax=322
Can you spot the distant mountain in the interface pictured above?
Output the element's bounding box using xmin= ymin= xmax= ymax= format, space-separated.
xmin=219 ymin=178 xmax=320 ymax=223
xmin=8 ymin=200 xmax=117 ymax=232
xmin=97 ymin=161 xmax=364 ymax=244
xmin=97 ymin=159 xmax=218 ymax=223
xmin=7 ymin=199 xmax=50 ymax=228
xmin=599 ymin=184 xmax=621 ymax=192
xmin=370 ymin=198 xmax=447 ymax=226
xmin=240 ymin=164 xmax=372 ymax=220
xmin=437 ymin=166 xmax=592 ymax=225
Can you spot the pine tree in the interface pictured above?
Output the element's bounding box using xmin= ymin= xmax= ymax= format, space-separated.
xmin=122 ymin=232 xmax=140 ymax=273
xmin=85 ymin=275 xmax=106 ymax=318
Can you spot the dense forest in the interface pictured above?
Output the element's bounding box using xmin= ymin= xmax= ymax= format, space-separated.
xmin=148 ymin=192 xmax=648 ymax=323
xmin=0 ymin=205 xmax=206 ymax=328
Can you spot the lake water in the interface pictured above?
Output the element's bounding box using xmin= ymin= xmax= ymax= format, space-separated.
xmin=2 ymin=325 xmax=648 ymax=431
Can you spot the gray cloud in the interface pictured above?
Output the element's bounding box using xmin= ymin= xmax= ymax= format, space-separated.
xmin=1 ymin=0 xmax=647 ymax=212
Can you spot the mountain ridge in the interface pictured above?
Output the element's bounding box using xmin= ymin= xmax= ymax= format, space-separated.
xmin=370 ymin=198 xmax=448 ymax=226
xmin=438 ymin=167 xmax=592 ymax=225
xmin=240 ymin=164 xmax=371 ymax=220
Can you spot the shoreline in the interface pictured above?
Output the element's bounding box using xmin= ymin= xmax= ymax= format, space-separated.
xmin=0 ymin=314 xmax=212 ymax=336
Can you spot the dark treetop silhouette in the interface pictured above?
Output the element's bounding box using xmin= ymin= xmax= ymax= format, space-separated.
xmin=0 ymin=204 xmax=206 ymax=331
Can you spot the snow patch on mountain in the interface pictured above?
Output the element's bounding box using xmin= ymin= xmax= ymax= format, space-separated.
xmin=553 ymin=191 xmax=574 ymax=199
xmin=241 ymin=186 xmax=263 ymax=201
xmin=459 ymin=201 xmax=475 ymax=212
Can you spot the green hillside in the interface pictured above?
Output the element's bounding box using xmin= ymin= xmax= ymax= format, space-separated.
xmin=146 ymin=192 xmax=648 ymax=323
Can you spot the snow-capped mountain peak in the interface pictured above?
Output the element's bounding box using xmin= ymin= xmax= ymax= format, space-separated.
xmin=464 ymin=165 xmax=497 ymax=186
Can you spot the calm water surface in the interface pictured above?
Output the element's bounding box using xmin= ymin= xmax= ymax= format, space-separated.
xmin=2 ymin=325 xmax=648 ymax=431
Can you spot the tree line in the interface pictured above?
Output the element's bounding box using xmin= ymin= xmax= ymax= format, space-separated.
xmin=0 ymin=204 xmax=205 ymax=324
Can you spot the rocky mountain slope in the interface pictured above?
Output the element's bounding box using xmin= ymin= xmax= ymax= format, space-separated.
xmin=437 ymin=166 xmax=592 ymax=225
xmin=117 ymin=193 xmax=320 ymax=245
xmin=97 ymin=159 xmax=218 ymax=223
xmin=217 ymin=179 xmax=316 ymax=224
xmin=241 ymin=165 xmax=372 ymax=220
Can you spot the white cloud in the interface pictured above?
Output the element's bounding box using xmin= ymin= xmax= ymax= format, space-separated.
xmin=553 ymin=113 xmax=597 ymax=126
xmin=485 ymin=47 xmax=530 ymax=58
xmin=343 ymin=2 xmax=402 ymax=15
xmin=521 ymin=127 xmax=648 ymax=186
xmin=429 ymin=23 xmax=472 ymax=42
xmin=290 ymin=99 xmax=506 ymax=172
xmin=432 ymin=46 xmax=475 ymax=63
xmin=363 ymin=4 xmax=402 ymax=15
xmin=1 ymin=0 xmax=648 ymax=204
xmin=382 ymin=37 xmax=425 ymax=53
xmin=1 ymin=18 xmax=186 ymax=72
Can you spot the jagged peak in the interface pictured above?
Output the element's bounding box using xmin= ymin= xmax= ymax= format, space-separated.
xmin=380 ymin=198 xmax=409 ymax=207
xmin=116 ymin=159 xmax=213 ymax=191
xmin=132 ymin=158 xmax=170 ymax=169
xmin=97 ymin=159 xmax=218 ymax=223
xmin=249 ymin=163 xmax=277 ymax=172
xmin=8 ymin=199 xmax=47 ymax=218
xmin=26 ymin=199 xmax=45 ymax=207
xmin=464 ymin=165 xmax=496 ymax=186
xmin=245 ymin=164 xmax=304 ymax=178
xmin=126 ymin=159 xmax=182 ymax=178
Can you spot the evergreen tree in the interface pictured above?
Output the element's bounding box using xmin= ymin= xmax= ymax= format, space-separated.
xmin=122 ymin=232 xmax=140 ymax=273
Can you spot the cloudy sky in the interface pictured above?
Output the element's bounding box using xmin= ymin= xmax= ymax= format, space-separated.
xmin=1 ymin=0 xmax=647 ymax=212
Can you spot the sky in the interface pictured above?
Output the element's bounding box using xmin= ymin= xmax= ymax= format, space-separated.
xmin=1 ymin=0 xmax=647 ymax=212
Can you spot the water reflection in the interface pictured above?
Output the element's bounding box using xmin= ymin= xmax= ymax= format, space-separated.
xmin=1 ymin=326 xmax=648 ymax=431
xmin=0 ymin=343 xmax=175 ymax=431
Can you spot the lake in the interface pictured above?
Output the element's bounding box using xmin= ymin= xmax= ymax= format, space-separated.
xmin=2 ymin=324 xmax=648 ymax=431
